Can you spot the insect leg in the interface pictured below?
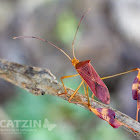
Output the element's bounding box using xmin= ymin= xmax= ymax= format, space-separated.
xmin=136 ymin=90 xmax=140 ymax=121
xmin=69 ymin=80 xmax=84 ymax=102
xmin=68 ymin=80 xmax=88 ymax=104
xmin=101 ymin=68 xmax=139 ymax=80
xmin=60 ymin=74 xmax=88 ymax=104
xmin=136 ymin=71 xmax=140 ymax=121
xmin=136 ymin=100 xmax=139 ymax=121
xmin=79 ymin=82 xmax=90 ymax=106
xmin=83 ymin=83 xmax=87 ymax=96
xmin=92 ymin=94 xmax=94 ymax=99
xmin=86 ymin=84 xmax=90 ymax=106
xmin=59 ymin=74 xmax=79 ymax=96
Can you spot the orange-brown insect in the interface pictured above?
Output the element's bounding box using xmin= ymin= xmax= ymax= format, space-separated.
xmin=13 ymin=9 xmax=139 ymax=124
xmin=13 ymin=9 xmax=112 ymax=107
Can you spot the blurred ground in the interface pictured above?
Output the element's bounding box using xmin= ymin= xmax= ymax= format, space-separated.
xmin=0 ymin=0 xmax=140 ymax=140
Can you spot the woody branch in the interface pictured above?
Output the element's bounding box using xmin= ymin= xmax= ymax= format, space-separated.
xmin=0 ymin=59 xmax=140 ymax=138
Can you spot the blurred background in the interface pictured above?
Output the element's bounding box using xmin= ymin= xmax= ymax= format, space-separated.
xmin=0 ymin=0 xmax=140 ymax=139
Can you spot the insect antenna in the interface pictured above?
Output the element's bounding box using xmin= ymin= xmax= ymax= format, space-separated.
xmin=13 ymin=36 xmax=72 ymax=61
xmin=72 ymin=8 xmax=91 ymax=59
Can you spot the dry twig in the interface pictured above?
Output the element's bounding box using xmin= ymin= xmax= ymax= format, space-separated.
xmin=0 ymin=59 xmax=140 ymax=138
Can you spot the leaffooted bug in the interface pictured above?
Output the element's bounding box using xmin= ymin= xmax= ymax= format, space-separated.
xmin=13 ymin=9 xmax=111 ymax=106
xmin=13 ymin=9 xmax=139 ymax=126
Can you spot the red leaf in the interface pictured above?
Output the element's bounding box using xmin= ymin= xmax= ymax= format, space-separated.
xmin=89 ymin=107 xmax=122 ymax=128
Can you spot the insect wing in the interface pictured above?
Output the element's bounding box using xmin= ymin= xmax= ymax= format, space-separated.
xmin=77 ymin=61 xmax=110 ymax=104
xmin=91 ymin=66 xmax=110 ymax=104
